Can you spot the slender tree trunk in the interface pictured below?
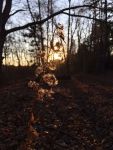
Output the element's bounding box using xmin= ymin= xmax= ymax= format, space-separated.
xmin=16 ymin=50 xmax=21 ymax=67
xmin=50 ymin=0 xmax=54 ymax=39
xmin=66 ymin=0 xmax=71 ymax=76
xmin=0 ymin=0 xmax=4 ymax=71
xmin=0 ymin=29 xmax=6 ymax=71
xmin=38 ymin=0 xmax=44 ymax=51
xmin=26 ymin=0 xmax=39 ymax=50
xmin=0 ymin=0 xmax=3 ymax=12
xmin=47 ymin=0 xmax=50 ymax=61
xmin=104 ymin=0 xmax=109 ymax=67
xmin=0 ymin=0 xmax=12 ymax=72
xmin=0 ymin=0 xmax=3 ymax=27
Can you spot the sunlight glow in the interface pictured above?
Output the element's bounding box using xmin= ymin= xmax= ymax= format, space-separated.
xmin=54 ymin=46 xmax=58 ymax=51
xmin=53 ymin=53 xmax=62 ymax=60
xmin=48 ymin=51 xmax=66 ymax=62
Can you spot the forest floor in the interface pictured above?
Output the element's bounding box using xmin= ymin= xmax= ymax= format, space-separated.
xmin=0 ymin=72 xmax=113 ymax=150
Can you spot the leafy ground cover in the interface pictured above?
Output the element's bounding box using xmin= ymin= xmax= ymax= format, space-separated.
xmin=0 ymin=73 xmax=113 ymax=149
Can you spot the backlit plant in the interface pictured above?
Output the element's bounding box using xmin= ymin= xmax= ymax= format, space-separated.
xmin=25 ymin=23 xmax=65 ymax=149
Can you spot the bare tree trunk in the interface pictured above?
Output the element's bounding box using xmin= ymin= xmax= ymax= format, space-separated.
xmin=16 ymin=51 xmax=21 ymax=67
xmin=47 ymin=0 xmax=50 ymax=61
xmin=0 ymin=30 xmax=6 ymax=70
xmin=66 ymin=0 xmax=71 ymax=76
xmin=0 ymin=0 xmax=4 ymax=71
xmin=26 ymin=0 xmax=39 ymax=50
xmin=38 ymin=0 xmax=44 ymax=51
xmin=0 ymin=0 xmax=12 ymax=72
xmin=104 ymin=0 xmax=110 ymax=68
xmin=50 ymin=0 xmax=54 ymax=39
xmin=0 ymin=0 xmax=3 ymax=12
xmin=0 ymin=0 xmax=3 ymax=31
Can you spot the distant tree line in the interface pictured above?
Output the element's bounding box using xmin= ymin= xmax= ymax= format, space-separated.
xmin=0 ymin=0 xmax=113 ymax=74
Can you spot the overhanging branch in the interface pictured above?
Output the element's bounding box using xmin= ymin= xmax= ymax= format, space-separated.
xmin=63 ymin=12 xmax=104 ymax=22
xmin=6 ymin=4 xmax=95 ymax=34
xmin=6 ymin=4 xmax=112 ymax=35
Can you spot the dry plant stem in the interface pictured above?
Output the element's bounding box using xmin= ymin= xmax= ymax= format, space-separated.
xmin=25 ymin=24 xmax=64 ymax=148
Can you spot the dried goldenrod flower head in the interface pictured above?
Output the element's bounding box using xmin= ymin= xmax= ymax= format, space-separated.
xmin=28 ymin=81 xmax=39 ymax=90
xmin=42 ymin=73 xmax=58 ymax=86
xmin=48 ymin=62 xmax=56 ymax=71
xmin=37 ymin=88 xmax=47 ymax=101
xmin=28 ymin=81 xmax=36 ymax=88
xmin=35 ymin=66 xmax=43 ymax=77
xmin=44 ymin=62 xmax=56 ymax=71
xmin=46 ymin=88 xmax=55 ymax=99
xmin=37 ymin=88 xmax=55 ymax=100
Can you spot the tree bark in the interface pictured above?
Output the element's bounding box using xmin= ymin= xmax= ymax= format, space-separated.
xmin=66 ymin=0 xmax=71 ymax=76
xmin=38 ymin=0 xmax=44 ymax=51
xmin=0 ymin=29 xmax=6 ymax=70
xmin=0 ymin=0 xmax=12 ymax=72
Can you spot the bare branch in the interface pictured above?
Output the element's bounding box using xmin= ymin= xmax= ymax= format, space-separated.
xmin=6 ymin=5 xmax=95 ymax=34
xmin=63 ymin=12 xmax=103 ymax=22
xmin=9 ymin=9 xmax=26 ymax=17
xmin=6 ymin=4 xmax=112 ymax=35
